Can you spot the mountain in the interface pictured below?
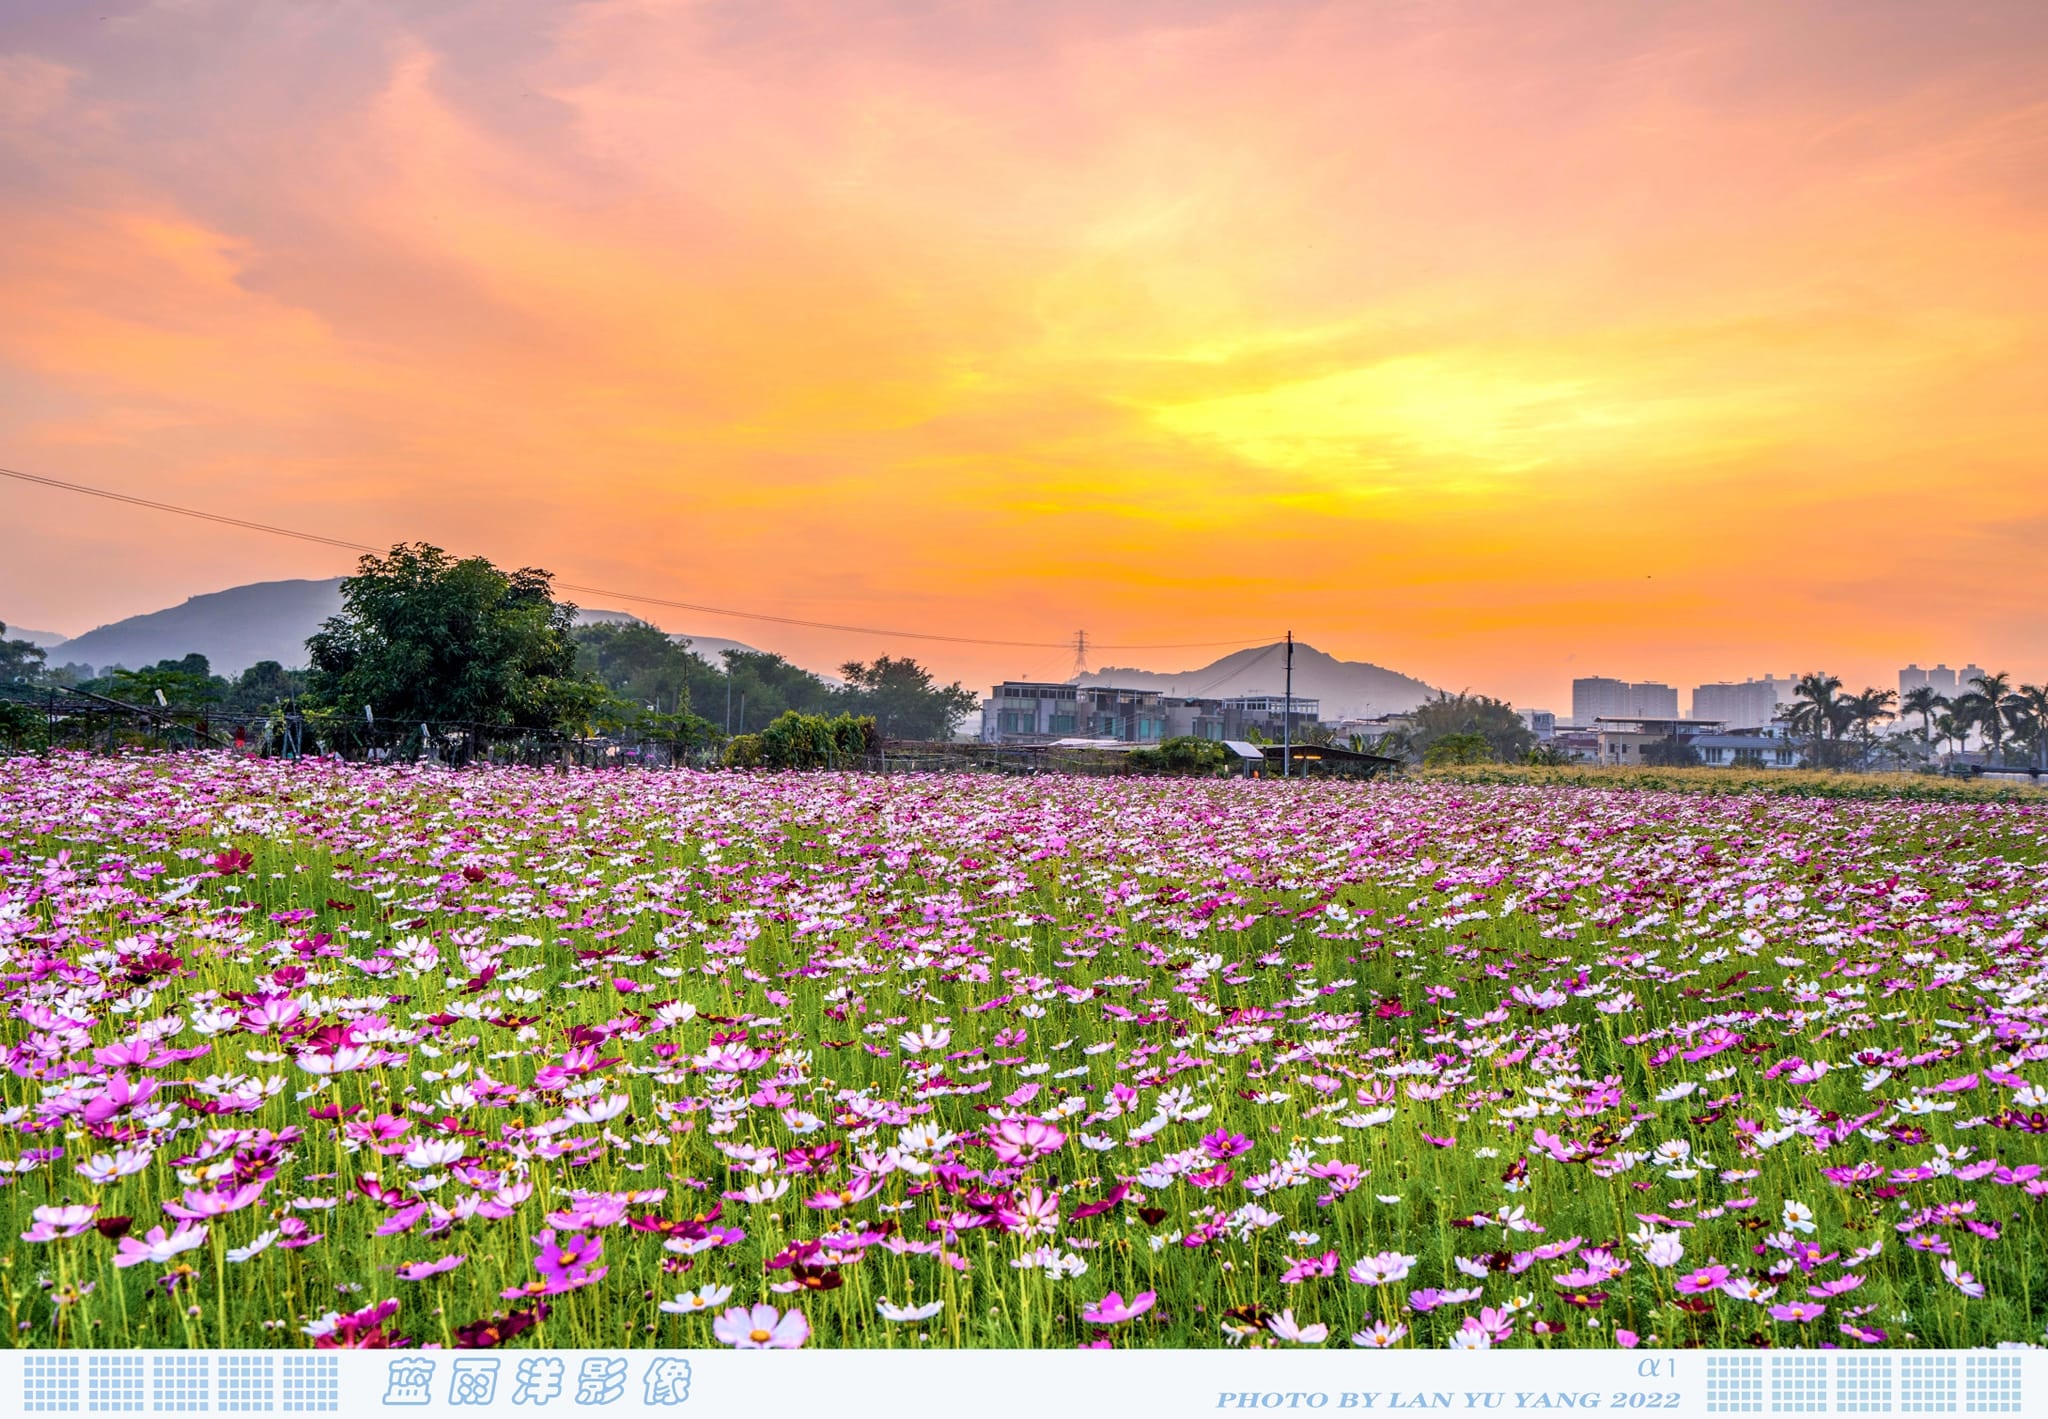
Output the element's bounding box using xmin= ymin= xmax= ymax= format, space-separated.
xmin=43 ymin=578 xmax=765 ymax=677
xmin=1 ymin=625 xmax=71 ymax=650
xmin=1077 ymin=641 xmax=1439 ymax=720
xmin=54 ymin=579 xmax=347 ymax=676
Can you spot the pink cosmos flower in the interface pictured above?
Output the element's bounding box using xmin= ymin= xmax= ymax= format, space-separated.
xmin=114 ymin=1223 xmax=209 ymax=1268
xmin=1770 ymin=1303 xmax=1826 ymax=1323
xmin=712 ymin=1303 xmax=811 ymax=1349
xmin=20 ymin=1204 xmax=98 ymax=1243
xmin=1265 ymin=1309 xmax=1328 ymax=1344
xmin=1939 ymin=1260 xmax=1986 ymax=1298
xmin=1081 ymin=1290 xmax=1156 ymax=1324
xmin=395 ymin=1254 xmax=466 ymax=1281
xmin=1674 ymin=1264 xmax=1731 ymax=1294
xmin=988 ymin=1118 xmax=1064 ymax=1164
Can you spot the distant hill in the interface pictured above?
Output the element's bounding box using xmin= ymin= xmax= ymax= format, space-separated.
xmin=42 ymin=578 xmax=767 ymax=677
xmin=1 ymin=625 xmax=70 ymax=650
xmin=1077 ymin=641 xmax=1438 ymax=720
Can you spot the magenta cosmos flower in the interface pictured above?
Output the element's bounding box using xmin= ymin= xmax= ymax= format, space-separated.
xmin=989 ymin=1118 xmax=1064 ymax=1164
xmin=502 ymin=1229 xmax=607 ymax=1300
xmin=1082 ymin=1290 xmax=1157 ymax=1324
xmin=712 ymin=1304 xmax=810 ymax=1349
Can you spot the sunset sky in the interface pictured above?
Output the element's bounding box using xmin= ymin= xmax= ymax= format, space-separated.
xmin=4 ymin=0 xmax=2047 ymax=709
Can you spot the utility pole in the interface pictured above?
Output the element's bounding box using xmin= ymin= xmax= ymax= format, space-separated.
xmin=1283 ymin=630 xmax=1293 ymax=779
xmin=725 ymin=664 xmax=733 ymax=735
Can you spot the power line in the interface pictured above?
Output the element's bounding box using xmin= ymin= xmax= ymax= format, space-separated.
xmin=1 ymin=464 xmax=1279 ymax=654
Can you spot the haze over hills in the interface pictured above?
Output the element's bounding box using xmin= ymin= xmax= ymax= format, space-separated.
xmin=21 ymin=579 xmax=766 ymax=677
xmin=1076 ymin=641 xmax=1440 ymax=720
xmin=2 ymin=625 xmax=70 ymax=650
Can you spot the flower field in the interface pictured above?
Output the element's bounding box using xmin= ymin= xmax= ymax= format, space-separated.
xmin=2 ymin=755 xmax=2045 ymax=1352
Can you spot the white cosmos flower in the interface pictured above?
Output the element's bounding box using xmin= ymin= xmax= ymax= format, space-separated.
xmin=659 ymin=1284 xmax=733 ymax=1314
xmin=877 ymin=1297 xmax=944 ymax=1322
xmin=227 ymin=1230 xmax=280 ymax=1263
xmin=563 ymin=1094 xmax=630 ymax=1125
xmin=402 ymin=1139 xmax=467 ymax=1170
xmin=896 ymin=1023 xmax=951 ymax=1054
xmin=77 ymin=1148 xmax=155 ymax=1185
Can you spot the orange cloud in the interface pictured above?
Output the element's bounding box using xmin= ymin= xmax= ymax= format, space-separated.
xmin=2 ymin=2 xmax=2046 ymax=707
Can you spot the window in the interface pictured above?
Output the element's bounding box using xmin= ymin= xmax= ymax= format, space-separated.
xmin=1049 ymin=714 xmax=1076 ymax=734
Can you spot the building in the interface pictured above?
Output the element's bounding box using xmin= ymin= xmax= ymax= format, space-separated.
xmin=1691 ymin=676 xmax=1793 ymax=731
xmin=1592 ymin=716 xmax=1725 ymax=764
xmin=1571 ymin=677 xmax=1630 ymax=724
xmin=1899 ymin=665 xmax=1928 ymax=697
xmin=1961 ymin=664 xmax=1986 ymax=693
xmin=1928 ymin=664 xmax=1958 ymax=695
xmin=1572 ymin=678 xmax=1679 ymax=724
xmin=1519 ymin=708 xmax=1557 ymax=740
xmin=1690 ymin=730 xmax=1803 ymax=768
xmin=1220 ymin=694 xmax=1320 ymax=740
xmin=981 ymin=682 xmax=1170 ymax=745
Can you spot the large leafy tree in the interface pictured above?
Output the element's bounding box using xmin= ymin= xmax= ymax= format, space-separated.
xmin=306 ymin=543 xmax=592 ymax=731
xmin=572 ymin=620 xmax=709 ymax=715
xmin=1408 ymin=691 xmax=1535 ymax=764
xmin=835 ymin=656 xmax=978 ymax=741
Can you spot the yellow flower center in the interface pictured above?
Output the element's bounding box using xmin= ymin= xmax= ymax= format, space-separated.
xmin=749 ymin=1328 xmax=772 ymax=1343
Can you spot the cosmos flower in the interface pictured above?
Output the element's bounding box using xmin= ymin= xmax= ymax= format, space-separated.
xmin=712 ymin=1304 xmax=811 ymax=1349
xmin=1081 ymin=1290 xmax=1156 ymax=1324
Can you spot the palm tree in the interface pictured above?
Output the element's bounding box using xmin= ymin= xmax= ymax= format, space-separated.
xmin=2012 ymin=683 xmax=2048 ymax=770
xmin=1967 ymin=671 xmax=2015 ymax=764
xmin=1843 ymin=687 xmax=1896 ymax=766
xmin=1933 ymin=710 xmax=1965 ymax=760
xmin=1784 ymin=672 xmax=1843 ymax=741
xmin=1900 ymin=685 xmax=1946 ymax=758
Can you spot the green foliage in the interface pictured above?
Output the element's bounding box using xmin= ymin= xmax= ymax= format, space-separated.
xmin=1421 ymin=730 xmax=1494 ymax=766
xmin=0 ymin=698 xmax=41 ymax=749
xmin=835 ymin=656 xmax=978 ymax=741
xmin=305 ymin=542 xmax=593 ymax=732
xmin=1124 ymin=735 xmax=1228 ymax=776
xmin=716 ymin=650 xmax=838 ymax=733
xmin=754 ymin=711 xmax=879 ymax=769
xmin=225 ymin=660 xmax=307 ymax=713
xmin=1523 ymin=743 xmax=1571 ymax=766
xmin=1409 ymin=691 xmax=1535 ymax=764
xmin=0 ymin=624 xmax=47 ymax=685
xmin=572 ymin=620 xmax=709 ymax=716
xmin=721 ymin=732 xmax=765 ymax=767
xmin=637 ymin=709 xmax=723 ymax=756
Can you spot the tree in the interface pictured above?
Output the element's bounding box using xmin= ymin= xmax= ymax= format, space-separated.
xmin=2009 ymin=683 xmax=2048 ymax=770
xmin=753 ymin=711 xmax=877 ymax=769
xmin=1125 ymin=736 xmax=1227 ymax=776
xmin=227 ymin=661 xmax=307 ymax=713
xmin=1408 ymin=692 xmax=1535 ymax=764
xmin=1422 ymin=731 xmax=1494 ymax=767
xmin=1842 ymin=687 xmax=1897 ymax=766
xmin=1784 ymin=672 xmax=1857 ymax=768
xmin=106 ymin=655 xmax=226 ymax=708
xmin=714 ymin=650 xmax=837 ymax=734
xmin=835 ymin=656 xmax=979 ymax=741
xmin=1970 ymin=671 xmax=2015 ymax=765
xmin=305 ymin=543 xmax=592 ymax=732
xmin=572 ymin=620 xmax=708 ymax=716
xmin=1900 ymin=685 xmax=1946 ymax=758
xmin=0 ymin=624 xmax=47 ymax=684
